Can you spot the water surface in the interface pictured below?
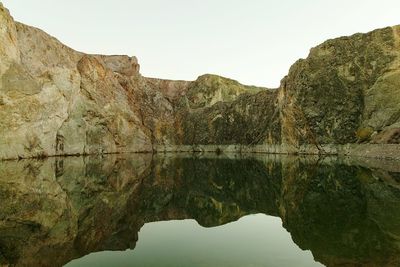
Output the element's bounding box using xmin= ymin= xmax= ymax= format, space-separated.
xmin=0 ymin=153 xmax=399 ymax=267
xmin=66 ymin=214 xmax=322 ymax=267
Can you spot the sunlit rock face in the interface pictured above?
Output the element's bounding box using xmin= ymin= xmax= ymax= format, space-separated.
xmin=0 ymin=4 xmax=156 ymax=159
xmin=1 ymin=2 xmax=400 ymax=160
xmin=0 ymin=154 xmax=399 ymax=267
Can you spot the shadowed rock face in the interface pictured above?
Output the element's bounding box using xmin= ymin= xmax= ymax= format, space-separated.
xmin=0 ymin=3 xmax=399 ymax=159
xmin=175 ymin=89 xmax=281 ymax=145
xmin=0 ymin=154 xmax=399 ymax=267
xmin=279 ymin=27 xmax=400 ymax=146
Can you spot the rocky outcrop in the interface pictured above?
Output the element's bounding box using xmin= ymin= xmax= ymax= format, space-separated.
xmin=0 ymin=3 xmax=399 ymax=160
xmin=0 ymin=4 xmax=154 ymax=159
xmin=280 ymin=26 xmax=400 ymax=148
xmin=174 ymin=88 xmax=280 ymax=146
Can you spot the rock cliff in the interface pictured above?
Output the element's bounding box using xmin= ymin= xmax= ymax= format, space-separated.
xmin=280 ymin=26 xmax=400 ymax=147
xmin=0 ymin=3 xmax=399 ymax=160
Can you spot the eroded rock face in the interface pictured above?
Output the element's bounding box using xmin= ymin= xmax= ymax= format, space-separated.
xmin=0 ymin=4 xmax=19 ymax=68
xmin=0 ymin=4 xmax=154 ymax=159
xmin=0 ymin=2 xmax=399 ymax=159
xmin=175 ymin=89 xmax=280 ymax=145
xmin=279 ymin=26 xmax=400 ymax=147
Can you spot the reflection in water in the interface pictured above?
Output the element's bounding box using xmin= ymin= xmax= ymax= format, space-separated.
xmin=0 ymin=154 xmax=399 ymax=267
xmin=66 ymin=215 xmax=322 ymax=267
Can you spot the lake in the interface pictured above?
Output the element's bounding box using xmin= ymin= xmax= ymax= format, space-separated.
xmin=0 ymin=153 xmax=399 ymax=267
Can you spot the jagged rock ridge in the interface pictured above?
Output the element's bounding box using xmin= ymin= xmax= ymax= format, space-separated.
xmin=0 ymin=3 xmax=399 ymax=160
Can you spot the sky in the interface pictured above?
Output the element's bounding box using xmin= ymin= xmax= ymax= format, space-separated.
xmin=2 ymin=0 xmax=400 ymax=87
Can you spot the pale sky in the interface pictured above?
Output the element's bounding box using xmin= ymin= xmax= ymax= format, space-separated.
xmin=2 ymin=0 xmax=400 ymax=87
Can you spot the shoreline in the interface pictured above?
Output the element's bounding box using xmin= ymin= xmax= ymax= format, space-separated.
xmin=1 ymin=143 xmax=399 ymax=162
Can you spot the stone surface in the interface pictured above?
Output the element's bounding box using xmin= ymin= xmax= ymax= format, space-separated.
xmin=279 ymin=26 xmax=400 ymax=148
xmin=0 ymin=2 xmax=400 ymax=160
xmin=175 ymin=89 xmax=280 ymax=145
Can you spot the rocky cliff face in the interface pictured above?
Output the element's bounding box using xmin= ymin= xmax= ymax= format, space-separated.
xmin=171 ymin=75 xmax=280 ymax=146
xmin=280 ymin=26 xmax=400 ymax=147
xmin=0 ymin=3 xmax=399 ymax=160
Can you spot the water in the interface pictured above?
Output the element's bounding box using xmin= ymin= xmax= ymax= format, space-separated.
xmin=0 ymin=153 xmax=399 ymax=267
xmin=66 ymin=215 xmax=321 ymax=267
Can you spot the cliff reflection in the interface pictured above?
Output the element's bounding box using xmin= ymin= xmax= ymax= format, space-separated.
xmin=0 ymin=154 xmax=399 ymax=267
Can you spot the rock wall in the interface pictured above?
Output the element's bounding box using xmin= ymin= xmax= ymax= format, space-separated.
xmin=0 ymin=3 xmax=399 ymax=160
xmin=280 ymin=26 xmax=400 ymax=147
xmin=0 ymin=4 xmax=155 ymax=159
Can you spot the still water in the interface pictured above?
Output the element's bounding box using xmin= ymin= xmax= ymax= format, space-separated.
xmin=66 ymin=215 xmax=321 ymax=267
xmin=0 ymin=153 xmax=399 ymax=267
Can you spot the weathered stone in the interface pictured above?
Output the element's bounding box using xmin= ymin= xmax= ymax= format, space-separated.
xmin=183 ymin=74 xmax=265 ymax=109
xmin=279 ymin=26 xmax=399 ymax=147
xmin=0 ymin=3 xmax=19 ymax=69
xmin=371 ymin=127 xmax=400 ymax=144
xmin=175 ymin=89 xmax=280 ymax=145
xmin=0 ymin=2 xmax=399 ymax=159
xmin=97 ymin=55 xmax=140 ymax=77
